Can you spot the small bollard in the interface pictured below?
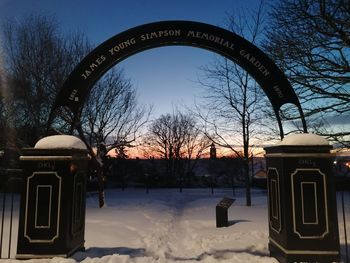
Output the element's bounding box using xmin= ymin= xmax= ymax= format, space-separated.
xmin=216 ymin=197 xmax=235 ymax=228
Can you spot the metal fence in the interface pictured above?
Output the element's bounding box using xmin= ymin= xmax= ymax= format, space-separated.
xmin=0 ymin=169 xmax=22 ymax=259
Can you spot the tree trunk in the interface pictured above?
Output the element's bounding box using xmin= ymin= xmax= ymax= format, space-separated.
xmin=76 ymin=122 xmax=105 ymax=207
xmin=244 ymin=157 xmax=251 ymax=206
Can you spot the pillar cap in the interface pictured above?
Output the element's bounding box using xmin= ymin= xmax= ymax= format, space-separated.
xmin=34 ymin=135 xmax=87 ymax=150
xmin=279 ymin=133 xmax=329 ymax=146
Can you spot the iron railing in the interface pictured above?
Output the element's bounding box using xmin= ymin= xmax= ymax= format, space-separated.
xmin=0 ymin=169 xmax=22 ymax=259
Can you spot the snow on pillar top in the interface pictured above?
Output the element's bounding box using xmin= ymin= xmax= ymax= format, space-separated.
xmin=34 ymin=135 xmax=87 ymax=150
xmin=279 ymin=133 xmax=329 ymax=146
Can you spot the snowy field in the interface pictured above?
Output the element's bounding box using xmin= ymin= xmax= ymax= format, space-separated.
xmin=1 ymin=188 xmax=349 ymax=263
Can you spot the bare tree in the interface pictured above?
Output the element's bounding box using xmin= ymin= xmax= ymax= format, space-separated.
xmin=1 ymin=14 xmax=151 ymax=207
xmin=73 ymin=68 xmax=151 ymax=207
xmin=146 ymin=112 xmax=210 ymax=185
xmin=2 ymin=14 xmax=91 ymax=145
xmin=183 ymin=119 xmax=211 ymax=179
xmin=79 ymin=67 xmax=151 ymax=175
xmin=81 ymin=68 xmax=150 ymax=151
xmin=264 ymin=0 xmax=350 ymax=147
xmin=197 ymin=1 xmax=270 ymax=206
xmin=0 ymin=56 xmax=10 ymax=148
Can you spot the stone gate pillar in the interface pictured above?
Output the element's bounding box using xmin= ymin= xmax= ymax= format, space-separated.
xmin=16 ymin=135 xmax=89 ymax=259
xmin=264 ymin=133 xmax=340 ymax=263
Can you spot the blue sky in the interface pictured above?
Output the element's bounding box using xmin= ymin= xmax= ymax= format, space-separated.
xmin=0 ymin=0 xmax=263 ymax=118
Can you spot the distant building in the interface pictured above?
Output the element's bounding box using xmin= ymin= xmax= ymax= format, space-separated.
xmin=333 ymin=156 xmax=350 ymax=177
xmin=210 ymin=143 xmax=216 ymax=159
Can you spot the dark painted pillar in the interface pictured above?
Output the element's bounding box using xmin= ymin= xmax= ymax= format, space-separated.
xmin=264 ymin=134 xmax=340 ymax=263
xmin=16 ymin=135 xmax=89 ymax=259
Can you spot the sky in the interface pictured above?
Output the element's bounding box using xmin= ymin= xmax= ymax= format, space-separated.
xmin=0 ymin=0 xmax=263 ymax=118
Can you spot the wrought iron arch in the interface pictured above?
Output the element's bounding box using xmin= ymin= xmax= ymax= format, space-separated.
xmin=47 ymin=20 xmax=307 ymax=138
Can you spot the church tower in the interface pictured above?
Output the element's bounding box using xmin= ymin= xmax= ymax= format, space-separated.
xmin=210 ymin=143 xmax=216 ymax=159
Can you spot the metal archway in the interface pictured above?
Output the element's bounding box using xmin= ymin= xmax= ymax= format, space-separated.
xmin=47 ymin=20 xmax=307 ymax=137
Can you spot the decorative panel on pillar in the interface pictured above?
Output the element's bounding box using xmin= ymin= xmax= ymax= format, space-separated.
xmin=24 ymin=172 xmax=61 ymax=244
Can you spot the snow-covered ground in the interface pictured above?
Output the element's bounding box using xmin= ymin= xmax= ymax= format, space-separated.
xmin=1 ymin=188 xmax=349 ymax=263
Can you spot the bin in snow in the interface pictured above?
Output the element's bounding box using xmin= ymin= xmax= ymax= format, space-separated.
xmin=16 ymin=135 xmax=89 ymax=259
xmin=264 ymin=133 xmax=340 ymax=263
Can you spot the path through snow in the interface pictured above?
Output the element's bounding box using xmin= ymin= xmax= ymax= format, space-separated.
xmin=74 ymin=188 xmax=277 ymax=262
